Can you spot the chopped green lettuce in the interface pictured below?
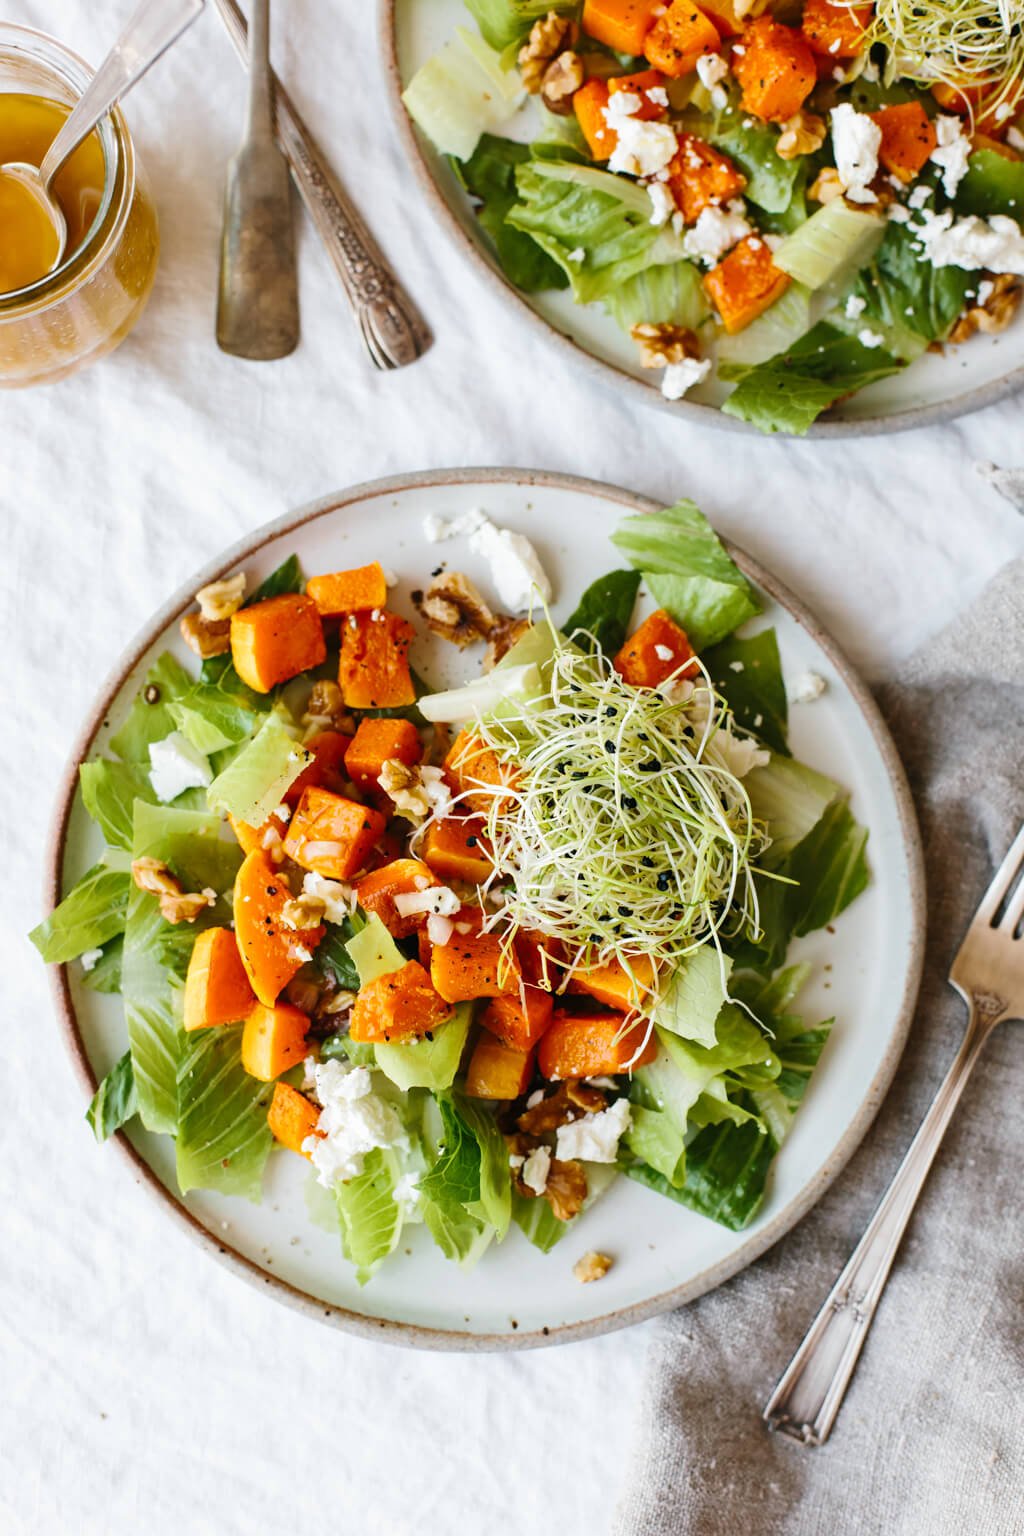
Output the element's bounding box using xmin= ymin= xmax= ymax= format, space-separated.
xmin=246 ymin=553 xmax=305 ymax=605
xmin=419 ymin=662 xmax=545 ymax=724
xmin=335 ymin=1146 xmax=406 ymax=1283
xmin=110 ymin=654 xmax=193 ymax=764
xmin=167 ymin=653 xmax=266 ymax=755
xmin=627 ymin=1113 xmax=775 ymax=1230
xmin=654 ymin=947 xmax=732 ymax=1049
xmin=721 ymin=322 xmax=903 ymax=435
xmin=82 ymin=936 xmax=124 ymax=993
xmin=743 ymin=799 xmax=870 ymax=968
xmin=346 ymin=913 xmax=404 ymax=984
xmin=704 ymin=627 xmax=789 ymax=756
xmin=206 ymin=711 xmax=311 ymax=827
xmin=709 ymin=107 xmax=805 ymax=215
xmin=464 ymin=0 xmax=577 ymax=51
xmin=774 ymin=201 xmax=886 ymax=292
xmin=455 ymin=136 xmax=568 ymax=292
xmin=836 ymin=215 xmax=974 ymax=359
xmin=175 ymin=1025 xmax=274 ymax=1201
xmin=454 ymin=1091 xmax=512 ymax=1238
xmin=29 ymin=863 xmax=131 ymax=964
xmin=715 ymin=282 xmax=811 ymax=370
xmin=623 ymin=1104 xmax=686 ymax=1186
xmin=374 ymin=1006 xmax=472 ymax=1093
xmin=954 ymin=148 xmax=1024 ymax=220
xmin=601 ymin=258 xmax=709 ymax=333
xmin=563 ymin=569 xmax=640 ymax=656
xmin=745 ymin=754 xmax=842 ymax=862
xmin=311 ymin=919 xmax=362 ymax=992
xmin=403 ymin=26 xmax=524 ymax=162
xmin=86 ymin=1052 xmax=137 ymax=1142
xmin=79 ymin=760 xmax=158 ymax=850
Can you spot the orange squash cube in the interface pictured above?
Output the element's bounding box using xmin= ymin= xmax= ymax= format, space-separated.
xmin=267 ymin=1081 xmax=321 ymax=1157
xmin=354 ymin=857 xmax=440 ymax=938
xmin=572 ymin=954 xmax=657 ymax=1012
xmin=283 ymin=786 xmax=387 ymax=881
xmin=343 ymin=716 xmax=422 ymax=791
xmin=465 ymin=1035 xmax=535 ymax=1100
xmin=801 ymin=0 xmax=871 ymax=60
xmin=283 ymin=729 xmax=352 ymax=806
xmin=574 ymin=78 xmax=615 ymax=162
xmin=241 ymin=1002 xmax=310 ymax=1081
xmin=306 ymin=561 xmax=387 ymax=617
xmin=228 ymin=807 xmax=290 ymax=857
xmin=481 ymin=987 xmax=555 ymax=1052
xmin=338 ymin=609 xmax=417 ymax=710
xmin=229 ymin=593 xmax=326 ymax=694
xmin=644 ymin=2 xmax=721 ymax=78
xmin=871 ymin=102 xmax=937 ymax=183
xmin=233 ymin=850 xmax=324 ymax=1008
xmin=733 ymin=17 xmax=816 ymax=122
xmin=608 ymin=68 xmax=669 ymax=120
xmin=183 ymin=926 xmax=256 ymax=1030
xmin=667 ymin=134 xmax=746 ymax=223
xmin=703 ymin=234 xmax=791 ymax=333
xmin=349 ymin=959 xmax=452 ymax=1043
xmin=444 ymin=728 xmax=518 ymax=816
xmin=698 ymin=0 xmax=746 ymax=37
xmin=515 ymin=928 xmax=567 ymax=990
xmin=538 ymin=1009 xmax=657 ymax=1079
xmin=430 ymin=930 xmax=522 ymax=1003
xmin=614 ymin=608 xmax=697 ymax=686
xmin=583 ymin=0 xmax=663 ymax=56
xmin=422 ymin=816 xmax=493 ymax=883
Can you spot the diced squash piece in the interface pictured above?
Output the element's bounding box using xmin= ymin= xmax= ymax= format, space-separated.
xmin=338 ymin=609 xmax=416 ymax=710
xmin=644 ymin=2 xmax=720 ymax=79
xmin=422 ymin=816 xmax=493 ymax=883
xmin=515 ymin=928 xmax=567 ymax=990
xmin=572 ymin=954 xmax=657 ymax=1012
xmin=229 ymin=594 xmax=326 ymax=693
xmin=228 ymin=808 xmax=289 ymax=857
xmin=355 ymin=857 xmax=440 ymax=938
xmin=801 ymin=0 xmax=871 ymax=60
xmin=306 ymin=561 xmax=387 ymax=617
xmin=574 ymin=78 xmax=615 ymax=161
xmin=444 ymin=728 xmax=518 ymax=815
xmin=233 ymin=850 xmax=324 ymax=1007
xmin=667 ymin=133 xmax=746 ymax=224
xmin=930 ymin=80 xmax=986 ymax=117
xmin=538 ymin=1010 xmax=657 ymax=1079
xmin=242 ymin=1002 xmax=310 ymax=1081
xmin=614 ymin=608 xmax=697 ymax=686
xmin=871 ymin=101 xmax=937 ymax=183
xmin=583 ymin=0 xmax=663 ymax=57
xmin=283 ymin=786 xmax=387 ymax=881
xmin=344 ymin=717 xmax=422 ymax=790
xmin=608 ymin=68 xmax=669 ymax=121
xmin=418 ymin=902 xmax=485 ymax=969
xmin=698 ymin=0 xmax=746 ymax=38
xmin=481 ymin=987 xmax=555 ymax=1052
xmin=430 ymin=930 xmax=521 ymax=1003
xmin=972 ymin=131 xmax=1020 ymax=159
xmin=466 ymin=1035 xmax=535 ymax=1100
xmin=360 ymin=825 xmax=408 ymax=874
xmin=733 ymin=17 xmax=816 ymax=122
xmin=349 ymin=959 xmax=452 ymax=1043
xmin=267 ymin=1081 xmax=321 ymax=1156
xmin=183 ymin=926 xmax=256 ymax=1030
xmin=703 ymin=233 xmax=791 ymax=332
xmin=283 ymin=729 xmax=352 ymax=806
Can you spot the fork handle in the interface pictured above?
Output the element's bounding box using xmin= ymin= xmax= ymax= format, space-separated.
xmin=764 ymin=1002 xmax=998 ymax=1445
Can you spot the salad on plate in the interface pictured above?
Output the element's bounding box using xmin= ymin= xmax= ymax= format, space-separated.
xmin=34 ymin=502 xmax=870 ymax=1283
xmin=402 ymin=0 xmax=1024 ymax=433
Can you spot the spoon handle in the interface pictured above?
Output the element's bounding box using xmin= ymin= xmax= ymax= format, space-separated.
xmin=40 ymin=0 xmax=206 ymax=188
xmin=212 ymin=0 xmax=431 ymax=370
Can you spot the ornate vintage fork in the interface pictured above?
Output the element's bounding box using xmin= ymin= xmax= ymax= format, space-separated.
xmin=764 ymin=824 xmax=1024 ymax=1445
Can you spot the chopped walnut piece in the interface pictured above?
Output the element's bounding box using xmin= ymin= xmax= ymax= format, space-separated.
xmin=949 ymin=273 xmax=1022 ymax=344
xmin=776 ymin=110 xmax=826 ymax=161
xmin=574 ymin=1250 xmax=613 ymax=1283
xmin=544 ymin=1158 xmax=588 ymax=1221
xmin=195 ymin=572 xmax=246 ymax=622
xmin=130 ymin=857 xmax=216 ymax=924
xmin=518 ymin=1080 xmax=608 ymax=1136
xmin=301 ymin=679 xmax=355 ymax=734
xmin=485 ymin=616 xmax=532 ymax=672
xmin=415 ymin=571 xmax=501 ymax=649
xmin=630 ymin=323 xmax=702 ymax=370
xmin=541 ymin=50 xmax=584 ymax=115
xmin=518 ymin=12 xmax=577 ymax=95
xmin=280 ymin=893 xmax=326 ymax=931
xmin=180 ymin=611 xmax=231 ymax=659
xmin=809 ymin=167 xmax=844 ymax=205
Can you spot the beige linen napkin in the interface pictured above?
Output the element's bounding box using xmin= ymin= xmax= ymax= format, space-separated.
xmin=613 ymin=559 xmax=1024 ymax=1536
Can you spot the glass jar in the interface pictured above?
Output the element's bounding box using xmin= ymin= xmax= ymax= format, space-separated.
xmin=0 ymin=24 xmax=159 ymax=387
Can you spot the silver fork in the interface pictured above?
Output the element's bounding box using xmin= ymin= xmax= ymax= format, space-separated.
xmin=764 ymin=825 xmax=1024 ymax=1445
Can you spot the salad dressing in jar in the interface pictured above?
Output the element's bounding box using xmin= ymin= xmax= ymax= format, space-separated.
xmin=0 ymin=94 xmax=104 ymax=292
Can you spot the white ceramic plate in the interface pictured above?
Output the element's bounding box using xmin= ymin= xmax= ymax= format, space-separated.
xmin=383 ymin=0 xmax=1024 ymax=437
xmin=47 ymin=469 xmax=924 ymax=1348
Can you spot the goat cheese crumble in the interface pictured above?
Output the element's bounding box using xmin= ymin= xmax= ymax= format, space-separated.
xmin=303 ymin=1060 xmax=406 ymax=1189
xmin=787 ymin=671 xmax=827 ymax=704
xmin=422 ymin=508 xmax=552 ymax=612
xmin=695 ymin=51 xmax=729 ymax=109
xmin=148 ymin=732 xmax=213 ymax=803
xmin=929 ymin=115 xmax=972 ymax=199
xmin=662 ymin=356 xmax=712 ymax=400
xmin=522 ymin=1145 xmax=552 ymax=1195
xmin=604 ymin=92 xmax=678 ymax=179
xmin=683 ymin=203 xmax=752 ymax=265
xmin=830 ymin=104 xmax=881 ymax=203
xmin=556 ymin=1097 xmax=632 ymax=1163
xmin=80 ymin=947 xmax=103 ymax=972
xmin=910 ymin=209 xmax=1024 ymax=274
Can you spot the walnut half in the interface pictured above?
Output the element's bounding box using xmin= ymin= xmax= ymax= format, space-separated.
xmin=573 ymin=1251 xmax=613 ymax=1283
xmin=518 ymin=12 xmax=577 ymax=95
xmin=180 ymin=611 xmax=231 ymax=659
xmin=776 ymin=110 xmax=826 ymax=161
xmin=630 ymin=323 xmax=702 ymax=370
xmin=949 ymin=273 xmax=1022 ymax=344
xmin=415 ymin=570 xmax=497 ymax=649
xmin=541 ymin=50 xmax=584 ymax=116
xmin=130 ymin=857 xmax=216 ymax=924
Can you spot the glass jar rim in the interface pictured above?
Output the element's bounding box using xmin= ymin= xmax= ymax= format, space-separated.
xmin=0 ymin=23 xmax=134 ymax=310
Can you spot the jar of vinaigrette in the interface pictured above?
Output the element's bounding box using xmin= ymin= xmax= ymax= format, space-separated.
xmin=0 ymin=25 xmax=159 ymax=387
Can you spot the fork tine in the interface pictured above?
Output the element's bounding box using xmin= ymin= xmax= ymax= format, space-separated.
xmin=998 ymin=868 xmax=1024 ymax=935
xmin=975 ymin=824 xmax=1024 ymax=927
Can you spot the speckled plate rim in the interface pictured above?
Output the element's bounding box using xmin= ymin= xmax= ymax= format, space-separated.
xmin=43 ymin=467 xmax=926 ymax=1350
xmin=379 ymin=0 xmax=1024 ymax=439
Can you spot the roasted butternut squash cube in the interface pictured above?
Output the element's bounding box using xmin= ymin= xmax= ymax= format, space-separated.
xmin=574 ymin=78 xmax=615 ymax=161
xmin=703 ymin=234 xmax=791 ymax=333
xmin=667 ymin=134 xmax=746 ymax=224
xmin=267 ymin=1081 xmax=321 ymax=1156
xmin=306 ymin=561 xmax=387 ymax=617
xmin=608 ymin=68 xmax=669 ymax=121
xmin=354 ymin=857 xmax=440 ymax=938
xmin=233 ymin=850 xmax=324 ymax=1007
xmin=227 ymin=808 xmax=289 ymax=857
xmin=283 ymin=729 xmax=352 ymax=807
xmin=733 ymin=17 xmax=816 ymax=122
xmin=614 ymin=608 xmax=697 ymax=686
xmin=481 ymin=987 xmax=555 ymax=1052
xmin=283 ymin=786 xmax=387 ymax=881
xmin=183 ymin=926 xmax=256 ymax=1030
xmin=242 ymin=1002 xmax=310 ymax=1081
xmin=582 ymin=0 xmax=663 ymax=56
xmin=430 ymin=931 xmax=522 ymax=1003
xmin=538 ymin=1009 xmax=657 ymax=1079
xmin=871 ymin=101 xmax=937 ymax=183
xmin=801 ymin=0 xmax=871 ymax=60
xmin=444 ymin=728 xmax=518 ymax=816
xmin=338 ymin=609 xmax=416 ymax=710
xmin=422 ymin=816 xmax=493 ymax=883
xmin=344 ymin=717 xmax=422 ymax=790
xmin=349 ymin=959 xmax=452 ymax=1043
xmin=465 ymin=1035 xmax=535 ymax=1100
xmin=644 ymin=1 xmax=720 ymax=78
xmin=229 ymin=593 xmax=327 ymax=693
xmin=571 ymin=954 xmax=657 ymax=1012
xmin=515 ymin=928 xmax=567 ymax=990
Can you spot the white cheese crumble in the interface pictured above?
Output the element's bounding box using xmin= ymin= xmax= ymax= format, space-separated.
xmin=662 ymin=356 xmax=712 ymax=400
xmin=392 ymin=1170 xmax=421 ymax=1215
xmin=858 ymin=327 xmax=886 ymax=348
xmin=378 ymin=760 xmax=453 ymax=824
xmin=910 ymin=209 xmax=1024 ymax=274
xmin=830 ymin=103 xmax=881 ymax=203
xmin=1007 ymin=125 xmax=1024 ymax=153
xmin=653 ymin=643 xmax=675 ymax=661
xmin=556 ymin=1097 xmax=632 ymax=1163
xmin=567 ymin=246 xmax=585 ymax=262
xmin=604 ymin=91 xmax=677 ymax=179
xmin=302 ymin=871 xmax=356 ymax=924
xmin=787 ymin=670 xmax=827 ymax=704
xmin=522 ymin=1145 xmax=552 ymax=1195
xmin=421 ymin=508 xmax=552 ymax=612
xmin=148 ymin=731 xmax=212 ymax=803
xmin=80 ymin=947 xmax=103 ymax=972
xmin=303 ymin=1060 xmax=406 ymax=1189
xmin=393 ymin=885 xmax=461 ymax=918
xmin=647 ymin=180 xmax=677 ymax=227
xmin=908 ymin=183 xmax=931 ymax=210
xmin=844 ymin=293 xmax=867 ymax=319
xmin=695 ymin=51 xmax=729 ymax=109
xmin=683 ymin=202 xmax=752 ymax=265
xmin=426 ymin=913 xmax=455 ymax=947
xmin=709 ymin=730 xmax=771 ymax=778
xmin=929 ymin=115 xmax=972 ymax=199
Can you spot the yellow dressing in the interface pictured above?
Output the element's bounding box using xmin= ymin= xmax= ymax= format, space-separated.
xmin=0 ymin=93 xmax=105 ymax=294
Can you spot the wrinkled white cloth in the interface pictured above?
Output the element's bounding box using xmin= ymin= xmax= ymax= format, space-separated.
xmin=3 ymin=2 xmax=1024 ymax=1534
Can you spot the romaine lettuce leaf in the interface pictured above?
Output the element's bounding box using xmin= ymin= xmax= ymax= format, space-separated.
xmin=743 ymin=798 xmax=870 ymax=968
xmin=774 ymin=201 xmax=886 ymax=292
xmin=610 ymin=500 xmax=762 ymax=649
xmin=346 ymin=913 xmax=404 ymax=984
xmin=334 ymin=1146 xmax=406 ymax=1283
xmin=311 ymin=918 xmax=362 ymax=992
xmin=601 ymin=258 xmax=709 ymax=333
xmin=715 ymin=282 xmax=811 ymax=370
xmin=709 ymin=107 xmax=804 ymax=215
xmin=627 ymin=1111 xmax=775 ymax=1230
xmin=175 ymin=1024 xmax=273 ymax=1201
xmin=422 ymin=1191 xmax=486 ymax=1261
xmin=418 ymin=662 xmax=546 ymax=724
xmin=420 ymin=1093 xmax=483 ymax=1214
xmin=721 ymin=322 xmax=903 ymax=436
xmin=704 ymin=627 xmax=789 ymax=756
xmin=745 ymin=754 xmax=841 ymax=862
xmin=167 ymin=654 xmax=267 ymax=756
xmin=110 ymin=654 xmax=193 ymax=764
xmin=623 ymin=1104 xmax=686 ymax=1185
xmin=85 ymin=1052 xmax=137 ymax=1142
xmin=454 ymin=1090 xmax=512 ymax=1238
xmin=206 ymin=711 xmax=311 ymax=826
xmin=403 ymin=26 xmax=524 ymax=162
xmin=82 ymin=936 xmax=124 ymax=993
xmin=654 ymin=947 xmax=732 ymax=1048
xmin=954 ymin=148 xmax=1024 ymax=219
xmin=374 ymin=1005 xmax=471 ymax=1092
xmin=835 ymin=215 xmax=974 ymax=360
xmin=29 ymin=863 xmax=131 ymax=963
xmin=465 ymin=0 xmax=577 ymax=51
xmin=245 ymin=553 xmax=305 ymax=605
xmin=455 ymin=135 xmax=568 ymax=292
xmin=562 ymin=569 xmax=640 ymax=656
xmin=79 ymin=760 xmax=158 ymax=850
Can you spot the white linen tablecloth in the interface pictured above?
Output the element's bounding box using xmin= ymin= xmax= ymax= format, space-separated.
xmin=4 ymin=4 xmax=1023 ymax=1533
